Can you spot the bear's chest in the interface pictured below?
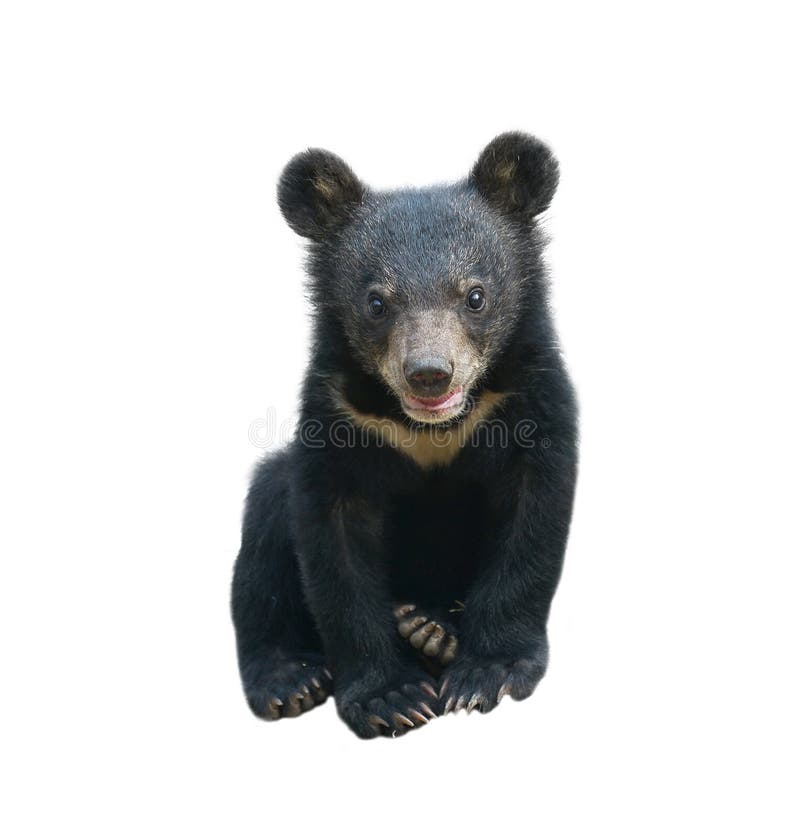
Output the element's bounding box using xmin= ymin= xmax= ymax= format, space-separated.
xmin=384 ymin=478 xmax=490 ymax=599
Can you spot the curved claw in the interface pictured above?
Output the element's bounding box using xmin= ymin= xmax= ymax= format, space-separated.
xmin=496 ymin=679 xmax=513 ymax=704
xmin=466 ymin=692 xmax=483 ymax=713
xmin=282 ymin=693 xmax=304 ymax=718
xmin=420 ymin=681 xmax=438 ymax=699
xmin=299 ymin=685 xmax=314 ymax=711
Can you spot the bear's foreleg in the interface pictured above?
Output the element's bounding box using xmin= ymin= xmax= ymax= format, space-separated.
xmin=439 ymin=459 xmax=577 ymax=715
xmin=291 ymin=488 xmax=438 ymax=738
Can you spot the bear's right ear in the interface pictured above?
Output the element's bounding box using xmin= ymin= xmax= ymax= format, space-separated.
xmin=277 ymin=149 xmax=365 ymax=241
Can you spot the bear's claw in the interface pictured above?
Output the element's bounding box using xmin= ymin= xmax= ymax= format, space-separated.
xmin=439 ymin=654 xmax=546 ymax=716
xmin=341 ymin=676 xmax=440 ymax=738
xmin=245 ymin=656 xmax=333 ymax=721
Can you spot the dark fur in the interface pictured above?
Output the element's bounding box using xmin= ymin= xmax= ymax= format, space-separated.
xmin=232 ymin=133 xmax=578 ymax=738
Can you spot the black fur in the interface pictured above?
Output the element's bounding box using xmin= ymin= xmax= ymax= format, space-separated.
xmin=232 ymin=132 xmax=578 ymax=738
xmin=277 ymin=149 xmax=364 ymax=241
xmin=470 ymin=131 xmax=560 ymax=221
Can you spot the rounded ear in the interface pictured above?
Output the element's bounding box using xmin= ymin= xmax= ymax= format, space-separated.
xmin=278 ymin=149 xmax=365 ymax=240
xmin=470 ymin=132 xmax=559 ymax=221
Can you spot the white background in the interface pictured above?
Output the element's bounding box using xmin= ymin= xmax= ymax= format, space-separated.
xmin=2 ymin=2 xmax=798 ymax=836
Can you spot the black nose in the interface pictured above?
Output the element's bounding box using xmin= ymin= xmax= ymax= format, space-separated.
xmin=404 ymin=356 xmax=454 ymax=393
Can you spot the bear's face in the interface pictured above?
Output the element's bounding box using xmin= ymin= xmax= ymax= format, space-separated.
xmin=330 ymin=188 xmax=520 ymax=424
xmin=278 ymin=133 xmax=559 ymax=425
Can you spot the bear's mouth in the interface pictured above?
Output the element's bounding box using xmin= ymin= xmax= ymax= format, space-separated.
xmin=401 ymin=386 xmax=465 ymax=422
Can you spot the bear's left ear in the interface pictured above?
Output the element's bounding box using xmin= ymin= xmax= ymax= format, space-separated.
xmin=470 ymin=132 xmax=559 ymax=222
xmin=278 ymin=149 xmax=365 ymax=241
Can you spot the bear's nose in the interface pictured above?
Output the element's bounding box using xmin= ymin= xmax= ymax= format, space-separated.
xmin=403 ymin=356 xmax=454 ymax=394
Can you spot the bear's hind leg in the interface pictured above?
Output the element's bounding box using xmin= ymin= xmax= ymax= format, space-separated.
xmin=239 ymin=652 xmax=332 ymax=720
xmin=232 ymin=451 xmax=332 ymax=721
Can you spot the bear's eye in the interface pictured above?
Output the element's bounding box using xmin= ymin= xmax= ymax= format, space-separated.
xmin=466 ymin=287 xmax=486 ymax=311
xmin=367 ymin=294 xmax=386 ymax=318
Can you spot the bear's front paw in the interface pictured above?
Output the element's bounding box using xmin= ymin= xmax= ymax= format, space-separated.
xmin=337 ymin=668 xmax=439 ymax=739
xmin=439 ymin=652 xmax=547 ymax=716
xmin=241 ymin=653 xmax=333 ymax=721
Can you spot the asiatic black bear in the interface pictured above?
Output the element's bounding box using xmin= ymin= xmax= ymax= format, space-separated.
xmin=232 ymin=132 xmax=578 ymax=738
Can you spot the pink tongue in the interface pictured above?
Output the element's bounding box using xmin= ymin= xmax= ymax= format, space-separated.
xmin=404 ymin=388 xmax=463 ymax=411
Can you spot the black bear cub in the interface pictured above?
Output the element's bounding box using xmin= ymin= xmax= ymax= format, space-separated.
xmin=232 ymin=132 xmax=578 ymax=738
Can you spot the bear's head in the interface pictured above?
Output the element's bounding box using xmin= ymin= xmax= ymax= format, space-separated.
xmin=278 ymin=132 xmax=559 ymax=425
